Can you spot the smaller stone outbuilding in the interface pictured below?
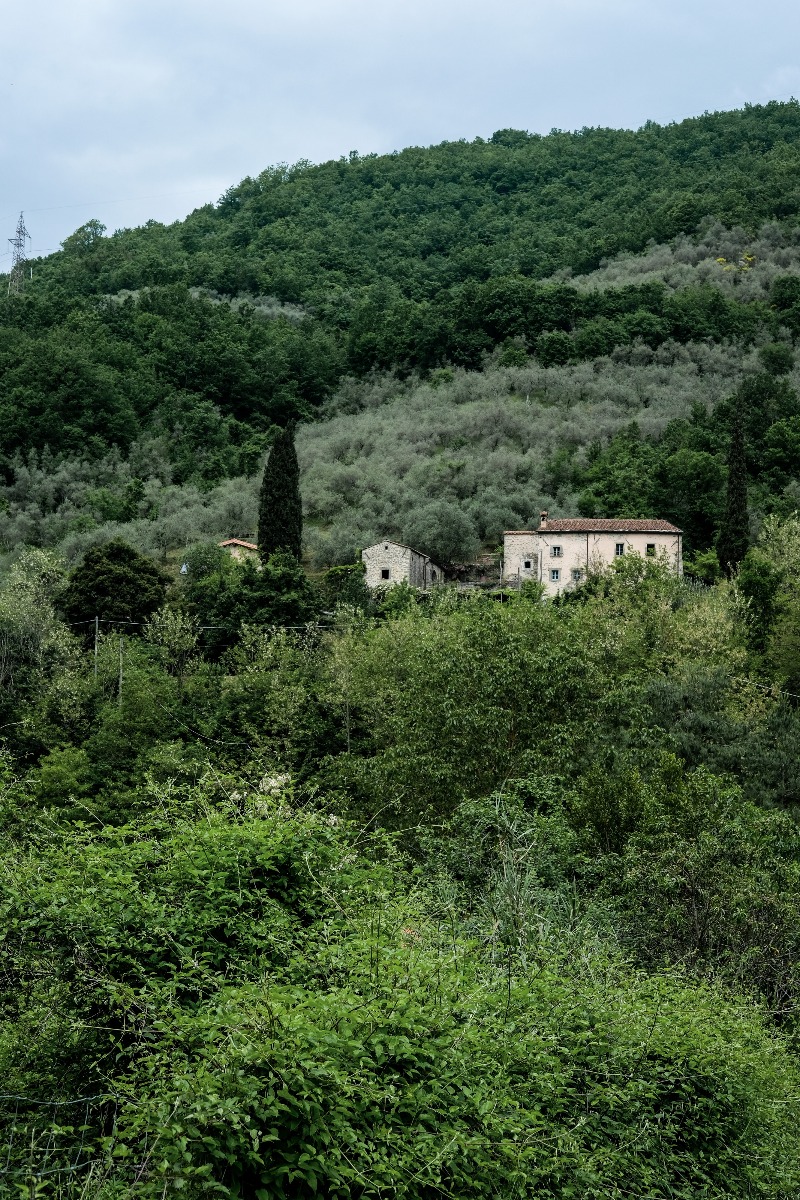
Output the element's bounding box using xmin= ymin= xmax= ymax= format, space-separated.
xmin=362 ymin=541 xmax=443 ymax=589
xmin=219 ymin=538 xmax=259 ymax=563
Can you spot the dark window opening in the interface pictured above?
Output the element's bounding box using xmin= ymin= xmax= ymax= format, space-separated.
xmin=646 ymin=543 xmax=656 ymax=557
xmin=524 ymin=560 xmax=531 ymax=569
xmin=615 ymin=543 xmax=625 ymax=556
xmin=381 ymin=568 xmax=390 ymax=579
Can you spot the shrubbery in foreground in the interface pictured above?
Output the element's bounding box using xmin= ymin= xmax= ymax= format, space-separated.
xmin=1 ymin=787 xmax=798 ymax=1197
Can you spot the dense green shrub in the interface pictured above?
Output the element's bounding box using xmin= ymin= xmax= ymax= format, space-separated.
xmin=58 ymin=538 xmax=168 ymax=627
xmin=1 ymin=796 xmax=798 ymax=1198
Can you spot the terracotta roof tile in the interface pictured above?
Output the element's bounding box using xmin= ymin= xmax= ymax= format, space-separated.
xmin=541 ymin=519 xmax=681 ymax=533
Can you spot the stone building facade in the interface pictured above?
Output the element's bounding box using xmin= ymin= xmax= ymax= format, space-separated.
xmin=504 ymin=514 xmax=682 ymax=596
xmin=502 ymin=531 xmax=539 ymax=585
xmin=362 ymin=541 xmax=443 ymax=589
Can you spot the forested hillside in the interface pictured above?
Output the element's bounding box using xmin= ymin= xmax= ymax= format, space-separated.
xmin=5 ymin=103 xmax=800 ymax=1196
xmin=4 ymin=101 xmax=800 ymax=567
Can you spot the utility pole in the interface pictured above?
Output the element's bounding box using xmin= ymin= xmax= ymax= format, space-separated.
xmin=7 ymin=212 xmax=30 ymax=296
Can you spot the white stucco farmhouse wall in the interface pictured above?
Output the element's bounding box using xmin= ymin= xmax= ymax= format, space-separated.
xmin=504 ymin=518 xmax=682 ymax=597
xmin=362 ymin=541 xmax=443 ymax=589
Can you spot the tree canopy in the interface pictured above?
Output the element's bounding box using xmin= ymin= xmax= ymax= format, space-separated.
xmin=58 ymin=539 xmax=168 ymax=626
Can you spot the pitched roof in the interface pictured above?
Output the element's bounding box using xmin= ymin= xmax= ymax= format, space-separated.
xmin=219 ymin=538 xmax=258 ymax=550
xmin=362 ymin=540 xmax=443 ymax=567
xmin=505 ymin=519 xmax=682 ymax=534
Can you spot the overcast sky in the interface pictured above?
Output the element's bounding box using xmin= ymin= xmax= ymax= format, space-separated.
xmin=2 ymin=0 xmax=800 ymax=259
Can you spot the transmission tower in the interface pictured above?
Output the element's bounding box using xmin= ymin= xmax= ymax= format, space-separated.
xmin=7 ymin=212 xmax=30 ymax=296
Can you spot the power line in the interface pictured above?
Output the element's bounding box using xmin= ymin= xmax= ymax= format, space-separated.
xmin=12 ymin=187 xmax=212 ymax=217
xmin=0 ymin=186 xmax=217 ymax=235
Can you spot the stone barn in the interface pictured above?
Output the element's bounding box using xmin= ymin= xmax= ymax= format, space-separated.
xmin=362 ymin=541 xmax=444 ymax=589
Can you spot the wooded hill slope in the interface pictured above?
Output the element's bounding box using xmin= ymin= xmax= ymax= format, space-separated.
xmin=6 ymin=105 xmax=800 ymax=1195
xmin=4 ymin=102 xmax=800 ymax=566
xmin=27 ymin=100 xmax=800 ymax=301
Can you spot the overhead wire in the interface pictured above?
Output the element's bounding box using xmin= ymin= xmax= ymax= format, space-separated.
xmin=1 ymin=186 xmax=214 ymax=224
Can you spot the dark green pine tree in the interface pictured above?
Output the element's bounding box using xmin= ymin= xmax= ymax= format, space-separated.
xmin=257 ymin=423 xmax=303 ymax=562
xmin=717 ymin=400 xmax=749 ymax=577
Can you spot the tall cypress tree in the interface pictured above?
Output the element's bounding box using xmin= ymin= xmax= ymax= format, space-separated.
xmin=717 ymin=399 xmax=749 ymax=577
xmin=257 ymin=423 xmax=303 ymax=562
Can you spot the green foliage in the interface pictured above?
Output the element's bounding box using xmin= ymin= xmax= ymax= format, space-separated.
xmin=738 ymin=546 xmax=784 ymax=651
xmin=58 ymin=539 xmax=167 ymax=627
xmin=766 ymin=601 xmax=800 ymax=693
xmin=578 ymin=424 xmax=659 ymax=517
xmin=2 ymin=550 xmax=800 ymax=1192
xmin=23 ymin=102 xmax=800 ymax=309
xmin=403 ymin=498 xmax=480 ymax=565
xmin=717 ymin=400 xmax=750 ymax=575
xmin=184 ymin=550 xmax=318 ymax=653
xmin=323 ymin=595 xmax=601 ymax=825
xmin=143 ymin=606 xmax=200 ymax=684
xmin=8 ymin=104 xmax=800 ymax=1195
xmin=317 ymin=561 xmax=372 ymax=612
xmin=596 ymin=759 xmax=800 ymax=1021
xmin=760 ymin=341 xmax=795 ymax=376
xmin=1 ymin=795 xmax=799 ymax=1197
xmin=0 ymin=549 xmax=79 ymax=740
xmin=684 ymin=548 xmax=722 ymax=583
xmin=0 ymin=107 xmax=799 ymax=582
xmin=257 ymin=423 xmax=302 ymax=560
xmin=3 ymin=103 xmax=800 ymax=487
xmin=734 ymin=515 xmax=800 ymax=680
xmin=32 ymin=744 xmax=94 ymax=809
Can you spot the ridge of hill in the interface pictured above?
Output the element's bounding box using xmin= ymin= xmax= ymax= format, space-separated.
xmin=4 ymin=102 xmax=800 ymax=567
xmin=25 ymin=100 xmax=800 ymax=302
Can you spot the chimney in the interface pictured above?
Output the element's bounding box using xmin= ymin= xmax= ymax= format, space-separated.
xmin=539 ymin=509 xmax=548 ymax=529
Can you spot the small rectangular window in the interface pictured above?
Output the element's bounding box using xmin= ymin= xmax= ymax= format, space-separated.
xmin=381 ymin=568 xmax=390 ymax=579
xmin=646 ymin=543 xmax=656 ymax=557
xmin=523 ymin=559 xmax=531 ymax=569
xmin=550 ymin=568 xmax=560 ymax=582
xmin=571 ymin=568 xmax=582 ymax=581
xmin=615 ymin=543 xmax=625 ymax=557
xmin=550 ymin=545 xmax=562 ymax=558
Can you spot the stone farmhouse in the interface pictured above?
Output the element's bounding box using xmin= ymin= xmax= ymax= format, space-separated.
xmin=504 ymin=513 xmax=682 ymax=597
xmin=362 ymin=541 xmax=444 ymax=589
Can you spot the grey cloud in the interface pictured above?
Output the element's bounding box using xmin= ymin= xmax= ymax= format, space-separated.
xmin=1 ymin=0 xmax=799 ymax=254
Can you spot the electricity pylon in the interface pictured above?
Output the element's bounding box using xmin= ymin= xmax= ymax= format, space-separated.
xmin=7 ymin=212 xmax=30 ymax=295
